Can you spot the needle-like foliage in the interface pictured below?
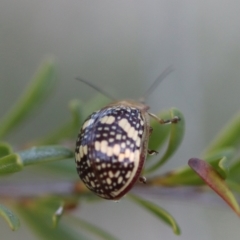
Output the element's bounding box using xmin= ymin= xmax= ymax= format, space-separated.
xmin=0 ymin=59 xmax=240 ymax=239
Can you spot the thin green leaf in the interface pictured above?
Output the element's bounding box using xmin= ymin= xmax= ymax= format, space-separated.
xmin=148 ymin=166 xmax=204 ymax=186
xmin=17 ymin=146 xmax=74 ymax=166
xmin=226 ymin=180 xmax=240 ymax=193
xmin=145 ymin=108 xmax=185 ymax=174
xmin=0 ymin=58 xmax=55 ymax=139
xmin=217 ymin=157 xmax=229 ymax=179
xmin=0 ymin=153 xmax=23 ymax=174
xmin=16 ymin=202 xmax=89 ymax=240
xmin=0 ymin=204 xmax=20 ymax=231
xmin=202 ymin=148 xmax=233 ymax=179
xmin=203 ymin=147 xmax=235 ymax=162
xmin=42 ymin=159 xmax=76 ymax=176
xmin=0 ymin=142 xmax=12 ymax=158
xmin=188 ymin=158 xmax=240 ymax=216
xmin=52 ymin=204 xmax=64 ymax=228
xmin=147 ymin=111 xmax=171 ymax=156
xmin=229 ymin=157 xmax=240 ymax=183
xmin=67 ymin=215 xmax=118 ymax=240
xmin=37 ymin=99 xmax=83 ymax=145
xmin=37 ymin=94 xmax=108 ymax=145
xmin=34 ymin=196 xmax=65 ymax=213
xmin=205 ymin=111 xmax=240 ymax=154
xmin=128 ymin=194 xmax=181 ymax=235
xmin=148 ymin=148 xmax=235 ymax=186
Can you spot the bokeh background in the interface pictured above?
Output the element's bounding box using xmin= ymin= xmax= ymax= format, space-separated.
xmin=0 ymin=1 xmax=240 ymax=239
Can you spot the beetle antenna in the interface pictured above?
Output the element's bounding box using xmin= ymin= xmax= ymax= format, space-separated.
xmin=139 ymin=66 xmax=174 ymax=103
xmin=76 ymin=77 xmax=117 ymax=101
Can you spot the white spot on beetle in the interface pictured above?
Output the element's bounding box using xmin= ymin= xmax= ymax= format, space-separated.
xmin=135 ymin=150 xmax=140 ymax=160
xmin=136 ymin=138 xmax=141 ymax=147
xmin=121 ymin=142 xmax=126 ymax=149
xmin=100 ymin=140 xmax=108 ymax=154
xmin=82 ymin=119 xmax=94 ymax=130
xmin=127 ymin=127 xmax=135 ymax=139
xmin=119 ymin=153 xmax=125 ymax=162
xmin=100 ymin=116 xmax=108 ymax=124
xmin=75 ymin=153 xmax=80 ymax=162
xmin=109 ymin=171 xmax=114 ymax=178
xmin=83 ymin=146 xmax=88 ymax=155
xmin=105 ymin=116 xmax=115 ymax=124
xmin=102 ymin=163 xmax=106 ymax=168
xmin=115 ymin=171 xmax=120 ymax=177
xmin=125 ymin=148 xmax=131 ymax=159
xmin=118 ymin=176 xmax=123 ymax=184
xmin=106 ymin=178 xmax=112 ymax=185
xmin=95 ymin=141 xmax=100 ymax=151
xmin=133 ymin=130 xmax=139 ymax=141
xmin=118 ymin=119 xmax=131 ymax=132
xmin=130 ymin=152 xmax=135 ymax=162
xmin=107 ymin=147 xmax=113 ymax=157
xmin=116 ymin=134 xmax=121 ymax=140
xmin=113 ymin=144 xmax=120 ymax=155
xmin=124 ymin=162 xmax=128 ymax=168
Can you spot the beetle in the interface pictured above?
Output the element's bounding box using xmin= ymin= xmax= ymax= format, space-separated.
xmin=75 ymin=67 xmax=180 ymax=200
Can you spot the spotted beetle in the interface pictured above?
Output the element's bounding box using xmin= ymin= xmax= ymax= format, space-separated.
xmin=75 ymin=67 xmax=180 ymax=200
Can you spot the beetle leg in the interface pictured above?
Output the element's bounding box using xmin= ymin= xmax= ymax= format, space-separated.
xmin=149 ymin=126 xmax=153 ymax=135
xmin=148 ymin=149 xmax=158 ymax=155
xmin=148 ymin=112 xmax=180 ymax=124
xmin=139 ymin=176 xmax=147 ymax=184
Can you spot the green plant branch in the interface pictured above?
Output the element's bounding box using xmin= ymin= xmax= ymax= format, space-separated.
xmin=0 ymin=58 xmax=56 ymax=139
xmin=0 ymin=146 xmax=73 ymax=174
xmin=1 ymin=58 xmax=240 ymax=239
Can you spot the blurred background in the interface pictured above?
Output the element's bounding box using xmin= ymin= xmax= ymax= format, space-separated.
xmin=0 ymin=1 xmax=240 ymax=239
